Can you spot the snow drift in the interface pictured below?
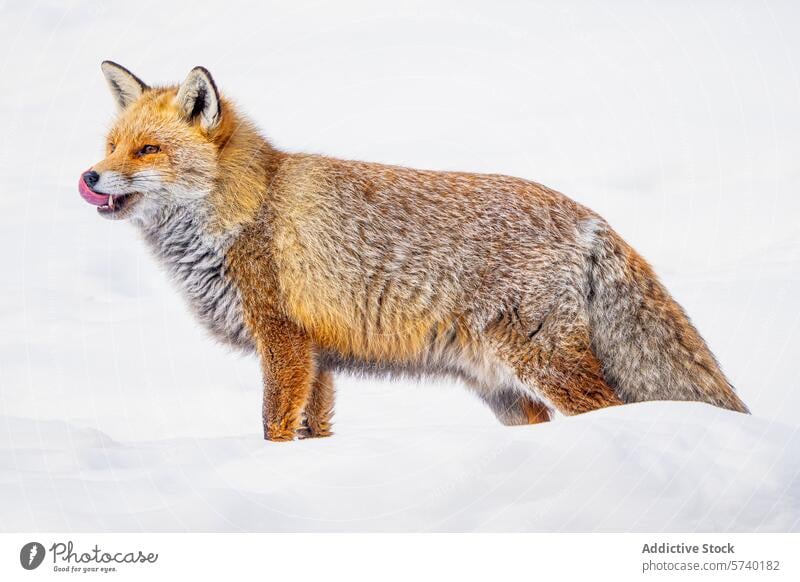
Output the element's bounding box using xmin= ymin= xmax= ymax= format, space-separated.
xmin=1 ymin=401 xmax=798 ymax=532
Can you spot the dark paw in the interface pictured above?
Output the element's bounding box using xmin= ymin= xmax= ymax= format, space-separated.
xmin=296 ymin=422 xmax=333 ymax=439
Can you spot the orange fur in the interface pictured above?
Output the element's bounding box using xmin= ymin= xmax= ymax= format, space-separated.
xmin=89 ymin=63 xmax=748 ymax=441
xmin=301 ymin=370 xmax=335 ymax=438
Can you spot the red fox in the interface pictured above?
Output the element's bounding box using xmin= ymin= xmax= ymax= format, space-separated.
xmin=79 ymin=61 xmax=748 ymax=441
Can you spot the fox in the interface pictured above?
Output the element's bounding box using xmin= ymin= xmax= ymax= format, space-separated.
xmin=79 ymin=61 xmax=748 ymax=441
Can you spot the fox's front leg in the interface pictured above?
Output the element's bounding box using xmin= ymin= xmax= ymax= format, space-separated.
xmin=298 ymin=369 xmax=335 ymax=438
xmin=254 ymin=317 xmax=315 ymax=442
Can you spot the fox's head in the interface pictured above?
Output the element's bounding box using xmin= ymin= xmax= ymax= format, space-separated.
xmin=80 ymin=61 xmax=230 ymax=221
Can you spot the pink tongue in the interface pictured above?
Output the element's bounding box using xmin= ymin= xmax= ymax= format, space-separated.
xmin=78 ymin=173 xmax=110 ymax=206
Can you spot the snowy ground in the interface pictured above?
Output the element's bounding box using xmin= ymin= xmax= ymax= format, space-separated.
xmin=1 ymin=0 xmax=799 ymax=531
xmin=3 ymin=403 xmax=799 ymax=532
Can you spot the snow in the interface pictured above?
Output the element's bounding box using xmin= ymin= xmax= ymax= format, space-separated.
xmin=2 ymin=403 xmax=799 ymax=531
xmin=1 ymin=0 xmax=799 ymax=532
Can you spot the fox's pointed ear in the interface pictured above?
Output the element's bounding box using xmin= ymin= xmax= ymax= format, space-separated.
xmin=176 ymin=66 xmax=221 ymax=131
xmin=101 ymin=60 xmax=148 ymax=110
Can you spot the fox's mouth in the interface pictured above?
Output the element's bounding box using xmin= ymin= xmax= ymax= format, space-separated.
xmin=96 ymin=192 xmax=142 ymax=218
xmin=78 ymin=173 xmax=143 ymax=219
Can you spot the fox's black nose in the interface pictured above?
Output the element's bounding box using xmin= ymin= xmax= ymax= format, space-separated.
xmin=82 ymin=170 xmax=99 ymax=189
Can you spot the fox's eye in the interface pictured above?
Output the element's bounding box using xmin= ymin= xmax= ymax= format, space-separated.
xmin=139 ymin=145 xmax=160 ymax=156
xmin=108 ymin=143 xmax=116 ymax=153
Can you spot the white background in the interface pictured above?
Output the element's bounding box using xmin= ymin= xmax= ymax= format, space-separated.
xmin=0 ymin=0 xmax=798 ymax=532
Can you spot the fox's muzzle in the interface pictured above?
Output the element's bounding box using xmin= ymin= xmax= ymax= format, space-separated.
xmin=78 ymin=169 xmax=110 ymax=206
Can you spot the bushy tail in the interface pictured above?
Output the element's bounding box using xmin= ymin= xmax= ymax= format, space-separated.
xmin=587 ymin=224 xmax=748 ymax=413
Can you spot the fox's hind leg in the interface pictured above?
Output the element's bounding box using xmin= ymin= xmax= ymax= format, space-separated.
xmin=469 ymin=383 xmax=551 ymax=425
xmin=484 ymin=389 xmax=551 ymax=425
xmin=522 ymin=340 xmax=622 ymax=415
xmin=488 ymin=293 xmax=622 ymax=416
xmin=298 ymin=369 xmax=335 ymax=438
